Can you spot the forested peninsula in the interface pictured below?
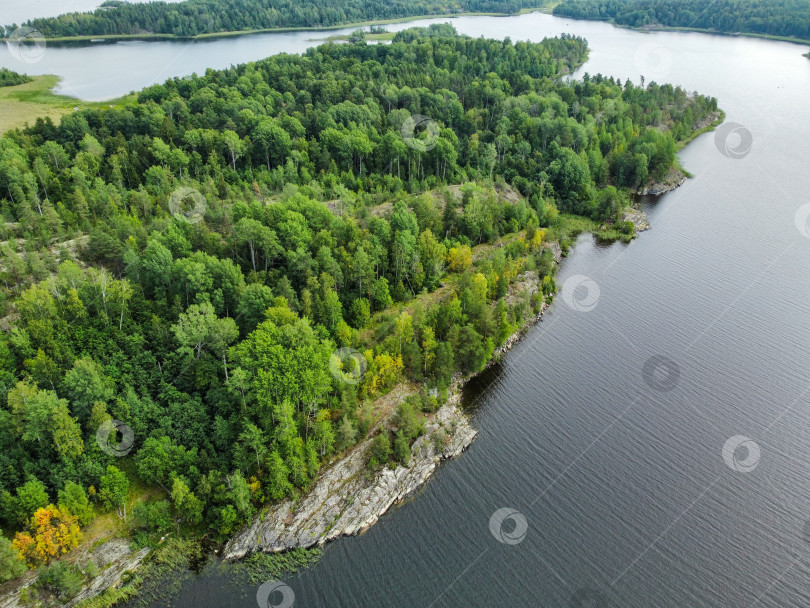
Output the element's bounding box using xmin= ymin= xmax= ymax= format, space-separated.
xmin=0 ymin=26 xmax=720 ymax=605
xmin=3 ymin=0 xmax=539 ymax=40
xmin=554 ymin=0 xmax=810 ymax=42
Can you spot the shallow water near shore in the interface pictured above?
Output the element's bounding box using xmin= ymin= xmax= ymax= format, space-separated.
xmin=7 ymin=10 xmax=809 ymax=608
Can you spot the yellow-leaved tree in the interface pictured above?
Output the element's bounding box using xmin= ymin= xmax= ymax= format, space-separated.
xmin=12 ymin=505 xmax=81 ymax=566
xmin=447 ymin=245 xmax=472 ymax=272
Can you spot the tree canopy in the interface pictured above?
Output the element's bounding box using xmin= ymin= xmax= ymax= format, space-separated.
xmin=0 ymin=28 xmax=718 ymax=583
xmin=554 ymin=0 xmax=810 ymax=41
xmin=7 ymin=0 xmax=536 ymax=38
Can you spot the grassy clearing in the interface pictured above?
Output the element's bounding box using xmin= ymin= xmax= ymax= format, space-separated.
xmin=320 ymin=32 xmax=397 ymax=42
xmin=0 ymin=76 xmax=74 ymax=134
xmin=548 ymin=213 xmax=636 ymax=246
xmin=546 ymin=214 xmax=598 ymax=243
xmin=522 ymin=2 xmax=559 ymax=14
xmin=0 ymin=75 xmax=134 ymax=135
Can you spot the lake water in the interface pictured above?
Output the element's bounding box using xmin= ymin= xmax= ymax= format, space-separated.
xmin=7 ymin=10 xmax=810 ymax=608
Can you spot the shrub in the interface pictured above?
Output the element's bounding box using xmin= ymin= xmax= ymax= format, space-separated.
xmin=0 ymin=535 xmax=27 ymax=582
xmin=618 ymin=220 xmax=635 ymax=235
xmin=36 ymin=561 xmax=83 ymax=600
xmin=133 ymin=500 xmax=172 ymax=533
xmin=393 ymin=431 xmax=411 ymax=466
xmin=368 ymin=433 xmax=391 ymax=469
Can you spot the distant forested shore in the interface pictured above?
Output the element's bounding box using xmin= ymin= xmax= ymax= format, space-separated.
xmin=3 ymin=0 xmax=540 ymax=39
xmin=554 ymin=0 xmax=810 ymax=42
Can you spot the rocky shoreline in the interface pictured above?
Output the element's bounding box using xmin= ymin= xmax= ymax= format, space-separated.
xmin=636 ymin=167 xmax=688 ymax=196
xmin=0 ymin=540 xmax=149 ymax=608
xmin=621 ymin=206 xmax=651 ymax=232
xmin=0 ymin=188 xmax=665 ymax=604
xmin=0 ymin=226 xmax=614 ymax=603
xmin=0 ymin=243 xmax=562 ymax=607
xmin=224 ymin=241 xmax=563 ymax=560
xmin=224 ymin=394 xmax=476 ymax=558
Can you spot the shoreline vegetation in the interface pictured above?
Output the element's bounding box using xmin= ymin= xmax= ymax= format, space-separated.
xmin=0 ymin=12 xmax=527 ymax=45
xmin=553 ymin=0 xmax=810 ymax=47
xmin=0 ymin=75 xmax=133 ymax=135
xmin=1 ymin=4 xmax=556 ymax=44
xmin=562 ymin=14 xmax=810 ymax=47
xmin=0 ymin=25 xmax=722 ymax=608
xmin=6 ymin=0 xmax=810 ymax=48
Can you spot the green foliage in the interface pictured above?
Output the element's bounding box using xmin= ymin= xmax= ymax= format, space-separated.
xmin=368 ymin=432 xmax=392 ymax=469
xmin=392 ymin=430 xmax=411 ymax=465
xmin=18 ymin=0 xmax=540 ymax=39
xmin=0 ymin=68 xmax=32 ymax=88
xmin=171 ymin=477 xmax=204 ymax=527
xmin=134 ymin=436 xmax=198 ymax=489
xmin=62 ymin=357 xmax=114 ymax=430
xmin=133 ymin=499 xmax=172 ymax=533
xmin=554 ymin=0 xmax=810 ymax=40
xmin=36 ymin=560 xmax=83 ymax=601
xmin=335 ymin=415 xmax=358 ymax=451
xmin=3 ymin=477 xmax=49 ymax=527
xmin=233 ymin=548 xmax=323 ymax=586
xmin=99 ymin=465 xmax=129 ymax=518
xmin=58 ymin=481 xmax=94 ymax=526
xmin=0 ymin=28 xmax=717 ymax=553
xmin=392 ymin=401 xmax=424 ymax=440
xmin=349 ymin=298 xmax=371 ymax=329
xmin=0 ymin=535 xmax=27 ymax=582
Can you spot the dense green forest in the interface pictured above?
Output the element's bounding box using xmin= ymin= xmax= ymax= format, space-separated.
xmin=0 ymin=69 xmax=32 ymax=88
xmin=554 ymin=0 xmax=810 ymax=41
xmin=4 ymin=0 xmax=538 ymax=38
xmin=0 ymin=26 xmax=717 ymax=596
